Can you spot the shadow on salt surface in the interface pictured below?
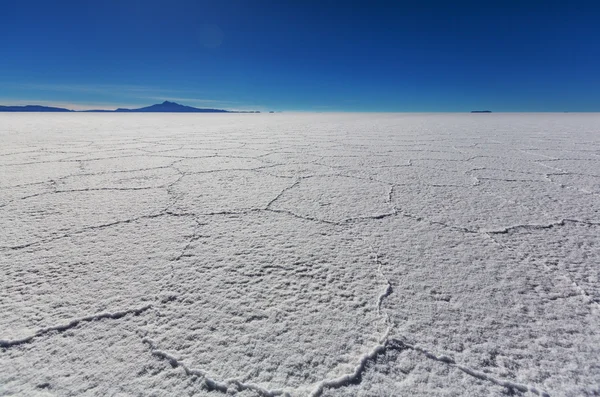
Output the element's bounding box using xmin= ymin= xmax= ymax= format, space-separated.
xmin=143 ymin=211 xmax=384 ymax=393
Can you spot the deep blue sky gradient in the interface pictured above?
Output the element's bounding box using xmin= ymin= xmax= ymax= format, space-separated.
xmin=1 ymin=0 xmax=599 ymax=111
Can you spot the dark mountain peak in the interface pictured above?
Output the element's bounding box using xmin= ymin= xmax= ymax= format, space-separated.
xmin=126 ymin=101 xmax=229 ymax=113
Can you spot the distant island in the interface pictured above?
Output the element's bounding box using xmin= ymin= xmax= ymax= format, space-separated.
xmin=0 ymin=101 xmax=260 ymax=113
xmin=471 ymin=110 xmax=492 ymax=113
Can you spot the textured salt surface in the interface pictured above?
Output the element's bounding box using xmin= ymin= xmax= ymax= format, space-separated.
xmin=1 ymin=113 xmax=599 ymax=396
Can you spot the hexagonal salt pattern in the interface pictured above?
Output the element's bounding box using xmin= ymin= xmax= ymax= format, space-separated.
xmin=1 ymin=113 xmax=599 ymax=397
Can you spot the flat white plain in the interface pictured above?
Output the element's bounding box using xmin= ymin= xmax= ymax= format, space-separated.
xmin=1 ymin=113 xmax=599 ymax=397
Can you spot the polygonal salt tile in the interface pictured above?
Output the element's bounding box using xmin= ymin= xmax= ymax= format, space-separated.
xmin=494 ymin=221 xmax=600 ymax=305
xmin=0 ymin=188 xmax=171 ymax=248
xmin=55 ymin=167 xmax=182 ymax=191
xmin=270 ymin=175 xmax=393 ymax=223
xmin=68 ymin=149 xmax=150 ymax=160
xmin=262 ymin=163 xmax=340 ymax=178
xmin=469 ymin=168 xmax=548 ymax=182
xmin=259 ymin=152 xmax=323 ymax=164
xmin=81 ymin=155 xmax=176 ymax=174
xmin=0 ymin=314 xmax=207 ymax=396
xmin=144 ymin=211 xmax=385 ymax=394
xmin=320 ymin=348 xmax=510 ymax=397
xmin=0 ymin=183 xmax=55 ymax=207
xmin=316 ymin=155 xmax=411 ymax=169
xmin=353 ymin=217 xmax=600 ymax=397
xmin=520 ymin=149 xmax=600 ymax=160
xmin=539 ymin=159 xmax=600 ymax=177
xmin=0 ymin=161 xmax=82 ymax=188
xmin=175 ymin=156 xmax=266 ymax=173
xmin=548 ymin=173 xmax=600 ymax=194
xmin=0 ymin=215 xmax=196 ymax=339
xmin=392 ymin=180 xmax=600 ymax=231
xmin=171 ymin=170 xmax=294 ymax=214
xmin=345 ymin=166 xmax=475 ymax=186
xmin=467 ymin=156 xmax=552 ymax=174
xmin=0 ymin=150 xmax=81 ymax=166
xmin=410 ymin=159 xmax=475 ymax=173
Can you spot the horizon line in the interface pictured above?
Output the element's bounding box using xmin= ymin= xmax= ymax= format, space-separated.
xmin=1 ymin=101 xmax=599 ymax=114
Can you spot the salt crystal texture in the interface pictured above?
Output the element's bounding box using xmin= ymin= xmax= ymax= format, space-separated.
xmin=1 ymin=113 xmax=599 ymax=397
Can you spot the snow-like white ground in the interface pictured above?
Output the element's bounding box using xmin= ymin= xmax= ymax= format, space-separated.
xmin=1 ymin=113 xmax=599 ymax=397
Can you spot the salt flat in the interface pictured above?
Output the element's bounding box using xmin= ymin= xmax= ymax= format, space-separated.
xmin=1 ymin=113 xmax=599 ymax=397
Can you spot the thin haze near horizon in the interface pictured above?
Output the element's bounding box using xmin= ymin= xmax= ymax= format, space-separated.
xmin=1 ymin=0 xmax=599 ymax=112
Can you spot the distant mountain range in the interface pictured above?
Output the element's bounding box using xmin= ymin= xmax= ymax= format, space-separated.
xmin=0 ymin=105 xmax=73 ymax=112
xmin=0 ymin=101 xmax=260 ymax=113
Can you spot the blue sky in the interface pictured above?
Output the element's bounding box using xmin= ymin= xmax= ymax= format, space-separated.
xmin=1 ymin=0 xmax=599 ymax=111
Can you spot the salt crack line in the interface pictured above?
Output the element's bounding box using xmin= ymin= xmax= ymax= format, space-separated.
xmin=401 ymin=213 xmax=599 ymax=237
xmin=370 ymin=248 xmax=393 ymax=318
xmin=454 ymin=363 xmax=550 ymax=397
xmin=266 ymin=208 xmax=341 ymax=225
xmin=18 ymin=186 xmax=164 ymax=201
xmin=144 ymin=245 xmax=397 ymax=397
xmin=0 ymin=304 xmax=152 ymax=348
xmin=340 ymin=211 xmax=398 ymax=224
xmin=318 ymin=245 xmax=552 ymax=397
xmin=487 ymin=231 xmax=600 ymax=312
xmin=485 ymin=218 xmax=600 ymax=235
xmin=389 ymin=339 xmax=551 ymax=397
xmin=0 ymin=212 xmax=178 ymax=251
xmin=142 ymin=338 xmax=290 ymax=396
xmin=309 ymin=246 xmax=394 ymax=397
xmin=308 ymin=329 xmax=397 ymax=397
xmin=265 ymin=179 xmax=302 ymax=209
